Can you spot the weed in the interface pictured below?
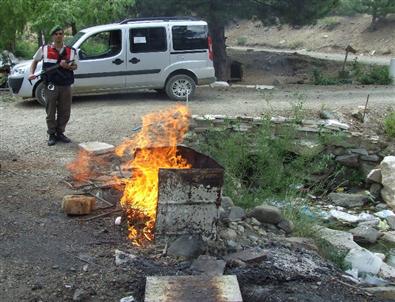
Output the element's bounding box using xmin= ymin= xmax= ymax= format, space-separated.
xmin=384 ymin=112 xmax=395 ymax=138
xmin=236 ymin=36 xmax=247 ymax=46
xmin=288 ymin=41 xmax=304 ymax=50
xmin=312 ymin=68 xmax=341 ymax=85
xmin=357 ymin=65 xmax=392 ymax=85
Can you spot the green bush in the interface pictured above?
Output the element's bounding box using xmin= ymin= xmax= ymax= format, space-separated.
xmin=384 ymin=112 xmax=395 ymax=138
xmin=236 ymin=36 xmax=247 ymax=46
xmin=288 ymin=40 xmax=304 ymax=49
xmin=356 ymin=65 xmax=392 ymax=85
xmin=14 ymin=40 xmax=37 ymax=59
xmin=332 ymin=0 xmax=362 ymax=16
xmin=312 ymin=68 xmax=341 ymax=85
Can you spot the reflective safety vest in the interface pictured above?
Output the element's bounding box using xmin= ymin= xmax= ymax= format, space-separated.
xmin=42 ymin=44 xmax=76 ymax=86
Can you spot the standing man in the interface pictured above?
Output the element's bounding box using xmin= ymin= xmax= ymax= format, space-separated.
xmin=28 ymin=25 xmax=78 ymax=146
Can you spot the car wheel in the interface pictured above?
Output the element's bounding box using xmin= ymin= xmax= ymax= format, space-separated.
xmin=35 ymin=81 xmax=47 ymax=106
xmin=165 ymin=74 xmax=196 ymax=101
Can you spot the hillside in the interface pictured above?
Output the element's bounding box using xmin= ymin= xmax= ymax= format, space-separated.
xmin=226 ymin=14 xmax=395 ymax=56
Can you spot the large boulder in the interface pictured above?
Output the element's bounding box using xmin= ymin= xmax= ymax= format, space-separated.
xmin=380 ymin=156 xmax=395 ymax=210
xmin=248 ymin=205 xmax=282 ymax=225
xmin=167 ymin=235 xmax=204 ymax=259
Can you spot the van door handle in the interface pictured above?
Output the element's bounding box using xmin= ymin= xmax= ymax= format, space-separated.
xmin=112 ymin=58 xmax=124 ymax=65
xmin=129 ymin=57 xmax=140 ymax=64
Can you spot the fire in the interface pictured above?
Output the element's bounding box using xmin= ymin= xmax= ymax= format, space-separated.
xmin=115 ymin=104 xmax=191 ymax=245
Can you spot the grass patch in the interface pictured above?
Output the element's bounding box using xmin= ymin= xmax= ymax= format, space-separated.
xmin=384 ymin=111 xmax=395 ymax=138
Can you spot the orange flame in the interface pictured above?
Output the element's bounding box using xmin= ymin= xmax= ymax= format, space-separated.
xmin=116 ymin=104 xmax=191 ymax=245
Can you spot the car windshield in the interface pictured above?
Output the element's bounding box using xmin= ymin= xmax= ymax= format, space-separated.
xmin=64 ymin=31 xmax=85 ymax=47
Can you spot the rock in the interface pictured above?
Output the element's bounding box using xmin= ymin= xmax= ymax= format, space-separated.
xmin=319 ymin=110 xmax=338 ymax=120
xmin=190 ymin=255 xmax=226 ymax=276
xmin=291 ymin=140 xmax=325 ymax=156
xmin=328 ymin=192 xmax=368 ymax=208
xmin=386 ymin=216 xmax=395 ymax=230
xmin=361 ymin=154 xmax=380 ymax=162
xmin=221 ymin=196 xmax=234 ymax=210
xmin=358 ymin=219 xmax=380 ymax=228
xmin=228 ymin=206 xmax=246 ymax=221
xmin=167 ymin=235 xmax=204 ymax=259
xmin=364 ymin=287 xmax=395 ymax=300
xmin=210 ymin=81 xmax=230 ymax=88
xmin=120 ymin=296 xmax=135 ymax=302
xmin=277 ymin=219 xmax=294 ymax=234
xmin=378 ymin=263 xmax=395 ymax=281
xmin=249 ymin=217 xmax=261 ymax=226
xmin=349 ymin=148 xmax=369 ymax=156
xmin=375 ymin=203 xmax=388 ymax=211
xmin=329 ymin=210 xmax=359 ymax=223
xmin=349 ymin=225 xmax=381 ymax=244
xmin=283 ymin=237 xmax=318 ymax=251
xmin=380 ymin=156 xmax=395 ymax=209
xmin=323 ymin=119 xmax=350 ymax=130
xmin=248 ymin=205 xmax=282 ymax=224
xmin=344 ymin=248 xmax=383 ymax=275
xmin=336 ymin=154 xmax=359 ymax=168
xmin=78 ymin=141 xmax=115 ymax=155
xmin=375 ymin=210 xmax=395 ymax=219
xmin=115 ymin=250 xmax=136 ymax=266
xmin=224 ymin=247 xmax=267 ymax=263
xmin=381 ymin=231 xmax=395 ymax=244
xmin=316 ymin=227 xmax=360 ymax=255
xmin=73 ymin=289 xmax=89 ymax=301
xmin=226 ymin=240 xmax=241 ymax=252
xmin=62 ymin=195 xmax=96 ymax=215
xmin=367 ymin=169 xmax=382 ymax=183
xmin=370 ymin=183 xmax=383 ymax=199
xmin=237 ymin=225 xmax=245 ymax=233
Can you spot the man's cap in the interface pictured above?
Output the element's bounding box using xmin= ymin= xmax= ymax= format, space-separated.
xmin=49 ymin=25 xmax=63 ymax=36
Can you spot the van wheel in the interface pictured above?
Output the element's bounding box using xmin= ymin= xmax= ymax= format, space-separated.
xmin=165 ymin=74 xmax=196 ymax=101
xmin=35 ymin=82 xmax=47 ymax=106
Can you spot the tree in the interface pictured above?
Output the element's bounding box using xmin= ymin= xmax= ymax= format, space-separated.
xmin=0 ymin=0 xmax=32 ymax=51
xmin=357 ymin=0 xmax=395 ymax=28
xmin=135 ymin=0 xmax=339 ymax=80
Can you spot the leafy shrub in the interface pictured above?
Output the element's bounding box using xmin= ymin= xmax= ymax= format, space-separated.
xmin=356 ymin=65 xmax=392 ymax=85
xmin=236 ymin=36 xmax=247 ymax=46
xmin=384 ymin=112 xmax=395 ymax=138
xmin=312 ymin=69 xmax=341 ymax=85
xmin=14 ymin=40 xmax=36 ymax=59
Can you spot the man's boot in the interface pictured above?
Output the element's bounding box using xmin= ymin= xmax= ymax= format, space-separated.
xmin=48 ymin=134 xmax=57 ymax=146
xmin=56 ymin=132 xmax=71 ymax=143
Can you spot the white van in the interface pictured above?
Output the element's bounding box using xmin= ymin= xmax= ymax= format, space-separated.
xmin=8 ymin=17 xmax=216 ymax=105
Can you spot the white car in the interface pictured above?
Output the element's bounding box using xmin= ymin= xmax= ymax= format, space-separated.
xmin=8 ymin=17 xmax=216 ymax=105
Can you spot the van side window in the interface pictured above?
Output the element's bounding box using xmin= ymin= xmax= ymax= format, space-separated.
xmin=79 ymin=30 xmax=122 ymax=60
xmin=172 ymin=25 xmax=208 ymax=51
xmin=130 ymin=27 xmax=167 ymax=53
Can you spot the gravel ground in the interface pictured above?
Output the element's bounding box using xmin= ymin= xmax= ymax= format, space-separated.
xmin=0 ymin=85 xmax=394 ymax=301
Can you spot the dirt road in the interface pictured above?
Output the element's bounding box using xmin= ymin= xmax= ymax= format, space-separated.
xmin=0 ymin=86 xmax=394 ymax=301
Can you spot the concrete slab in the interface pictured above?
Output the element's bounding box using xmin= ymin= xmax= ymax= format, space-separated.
xmin=144 ymin=275 xmax=243 ymax=302
xmin=78 ymin=141 xmax=115 ymax=155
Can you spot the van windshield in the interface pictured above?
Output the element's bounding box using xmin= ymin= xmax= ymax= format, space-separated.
xmin=65 ymin=32 xmax=85 ymax=47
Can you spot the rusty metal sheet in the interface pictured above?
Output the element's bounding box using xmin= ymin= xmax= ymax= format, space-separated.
xmin=144 ymin=275 xmax=243 ymax=302
xmin=155 ymin=203 xmax=218 ymax=236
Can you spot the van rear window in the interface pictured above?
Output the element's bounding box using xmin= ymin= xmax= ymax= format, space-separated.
xmin=172 ymin=25 xmax=208 ymax=51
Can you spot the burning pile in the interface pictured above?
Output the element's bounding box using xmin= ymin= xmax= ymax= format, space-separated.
xmin=67 ymin=105 xmax=191 ymax=245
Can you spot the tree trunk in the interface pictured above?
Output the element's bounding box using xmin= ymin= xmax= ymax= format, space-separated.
xmin=209 ymin=23 xmax=230 ymax=81
xmin=71 ymin=22 xmax=77 ymax=35
xmin=37 ymin=31 xmax=44 ymax=47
